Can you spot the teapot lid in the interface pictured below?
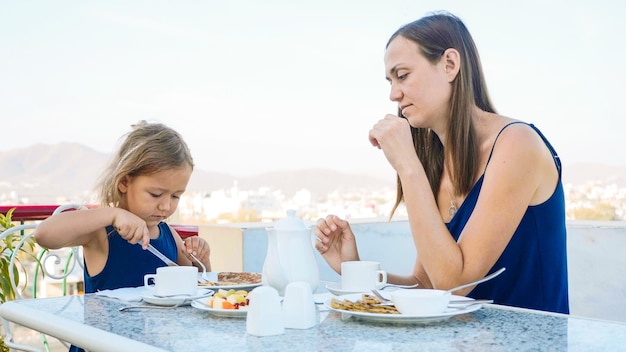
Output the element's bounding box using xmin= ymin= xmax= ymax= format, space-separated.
xmin=274 ymin=209 xmax=307 ymax=231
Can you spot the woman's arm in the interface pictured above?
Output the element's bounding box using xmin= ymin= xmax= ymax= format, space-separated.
xmin=402 ymin=123 xmax=558 ymax=294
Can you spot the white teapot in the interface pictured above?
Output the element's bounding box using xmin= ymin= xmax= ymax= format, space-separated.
xmin=262 ymin=209 xmax=319 ymax=296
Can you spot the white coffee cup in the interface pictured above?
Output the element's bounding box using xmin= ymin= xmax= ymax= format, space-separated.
xmin=144 ymin=266 xmax=197 ymax=296
xmin=341 ymin=261 xmax=387 ymax=292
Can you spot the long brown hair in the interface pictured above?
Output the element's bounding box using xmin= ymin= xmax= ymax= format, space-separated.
xmin=386 ymin=11 xmax=496 ymax=218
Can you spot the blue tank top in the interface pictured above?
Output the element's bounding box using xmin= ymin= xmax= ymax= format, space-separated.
xmin=70 ymin=223 xmax=178 ymax=352
xmin=83 ymin=222 xmax=179 ymax=293
xmin=446 ymin=122 xmax=569 ymax=314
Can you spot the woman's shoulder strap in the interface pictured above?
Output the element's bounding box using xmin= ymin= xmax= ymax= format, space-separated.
xmin=484 ymin=121 xmax=562 ymax=176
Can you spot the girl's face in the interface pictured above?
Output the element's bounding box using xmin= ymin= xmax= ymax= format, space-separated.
xmin=384 ymin=36 xmax=452 ymax=131
xmin=119 ymin=166 xmax=192 ymax=228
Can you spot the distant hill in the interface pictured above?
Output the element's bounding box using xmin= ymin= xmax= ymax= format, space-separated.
xmin=1 ymin=143 xmax=625 ymax=204
xmin=0 ymin=143 xmax=394 ymax=204
xmin=0 ymin=143 xmax=110 ymax=203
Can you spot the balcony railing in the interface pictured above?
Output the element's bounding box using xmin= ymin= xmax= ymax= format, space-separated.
xmin=0 ymin=204 xmax=198 ymax=239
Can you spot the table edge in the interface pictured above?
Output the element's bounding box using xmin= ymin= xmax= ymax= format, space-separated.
xmin=485 ymin=303 xmax=626 ymax=325
xmin=0 ymin=300 xmax=167 ymax=352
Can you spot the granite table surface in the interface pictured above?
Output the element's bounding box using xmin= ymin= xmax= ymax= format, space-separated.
xmin=2 ymin=293 xmax=626 ymax=351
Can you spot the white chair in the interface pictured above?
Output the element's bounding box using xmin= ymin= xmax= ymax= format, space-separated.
xmin=1 ymin=203 xmax=86 ymax=352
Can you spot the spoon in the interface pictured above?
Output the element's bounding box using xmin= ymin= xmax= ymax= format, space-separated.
xmin=445 ymin=267 xmax=506 ymax=294
xmin=189 ymin=252 xmax=211 ymax=284
xmin=119 ymin=302 xmax=185 ymax=311
xmin=378 ymin=282 xmax=420 ymax=290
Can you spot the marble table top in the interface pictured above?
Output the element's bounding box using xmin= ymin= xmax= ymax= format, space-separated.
xmin=2 ymin=293 xmax=625 ymax=351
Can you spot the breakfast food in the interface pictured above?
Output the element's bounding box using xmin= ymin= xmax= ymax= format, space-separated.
xmin=218 ymin=272 xmax=262 ymax=285
xmin=330 ymin=293 xmax=399 ymax=314
xmin=206 ymin=289 xmax=250 ymax=310
xmin=199 ymin=272 xmax=262 ymax=287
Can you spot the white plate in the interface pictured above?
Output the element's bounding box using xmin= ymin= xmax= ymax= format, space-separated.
xmin=197 ymin=272 xmax=263 ymax=291
xmin=190 ymin=298 xmax=248 ymax=318
xmin=324 ymin=293 xmax=482 ymax=324
xmin=199 ymin=282 xmax=262 ymax=291
xmin=141 ymin=288 xmax=214 ymax=306
xmin=325 ymin=282 xmax=367 ymax=295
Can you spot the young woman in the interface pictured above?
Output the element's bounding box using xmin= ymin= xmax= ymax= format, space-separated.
xmin=314 ymin=12 xmax=569 ymax=314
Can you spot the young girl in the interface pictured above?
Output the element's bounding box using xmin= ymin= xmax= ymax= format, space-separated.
xmin=36 ymin=121 xmax=211 ymax=294
xmin=314 ymin=12 xmax=569 ymax=314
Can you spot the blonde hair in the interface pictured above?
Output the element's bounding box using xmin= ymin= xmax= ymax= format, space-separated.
xmin=96 ymin=121 xmax=194 ymax=207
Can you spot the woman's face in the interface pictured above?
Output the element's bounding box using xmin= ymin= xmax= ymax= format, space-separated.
xmin=384 ymin=36 xmax=452 ymax=130
xmin=119 ymin=166 xmax=192 ymax=228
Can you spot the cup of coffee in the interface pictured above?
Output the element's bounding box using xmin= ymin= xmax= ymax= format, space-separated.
xmin=341 ymin=261 xmax=387 ymax=292
xmin=144 ymin=266 xmax=197 ymax=296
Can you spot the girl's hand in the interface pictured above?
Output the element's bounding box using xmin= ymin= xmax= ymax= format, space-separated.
xmin=112 ymin=210 xmax=150 ymax=249
xmin=313 ymin=215 xmax=359 ymax=274
xmin=183 ymin=236 xmax=212 ymax=271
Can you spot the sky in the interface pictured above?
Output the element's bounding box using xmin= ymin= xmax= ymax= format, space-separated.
xmin=1 ymin=0 xmax=624 ymax=179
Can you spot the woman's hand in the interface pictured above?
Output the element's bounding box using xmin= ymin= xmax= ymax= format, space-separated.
xmin=183 ymin=236 xmax=212 ymax=271
xmin=313 ymin=215 xmax=359 ymax=274
xmin=369 ymin=114 xmax=420 ymax=174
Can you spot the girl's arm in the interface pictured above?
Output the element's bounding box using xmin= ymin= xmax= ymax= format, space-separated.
xmin=35 ymin=207 xmax=123 ymax=249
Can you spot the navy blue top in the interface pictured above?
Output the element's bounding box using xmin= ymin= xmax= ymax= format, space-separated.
xmin=71 ymin=222 xmax=179 ymax=351
xmin=446 ymin=122 xmax=569 ymax=314
xmin=83 ymin=221 xmax=179 ymax=293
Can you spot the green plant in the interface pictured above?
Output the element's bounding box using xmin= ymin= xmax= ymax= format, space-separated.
xmin=0 ymin=208 xmax=37 ymax=303
xmin=0 ymin=336 xmax=9 ymax=352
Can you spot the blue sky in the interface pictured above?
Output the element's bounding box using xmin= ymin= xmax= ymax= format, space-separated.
xmin=1 ymin=0 xmax=624 ymax=178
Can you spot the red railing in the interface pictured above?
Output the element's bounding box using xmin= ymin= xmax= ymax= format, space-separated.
xmin=0 ymin=205 xmax=198 ymax=239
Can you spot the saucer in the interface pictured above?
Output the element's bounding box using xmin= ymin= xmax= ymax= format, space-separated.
xmin=141 ymin=288 xmax=213 ymax=306
xmin=325 ymin=282 xmax=367 ymax=295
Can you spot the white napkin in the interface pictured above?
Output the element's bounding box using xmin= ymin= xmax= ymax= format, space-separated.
xmin=95 ymin=286 xmax=147 ymax=302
